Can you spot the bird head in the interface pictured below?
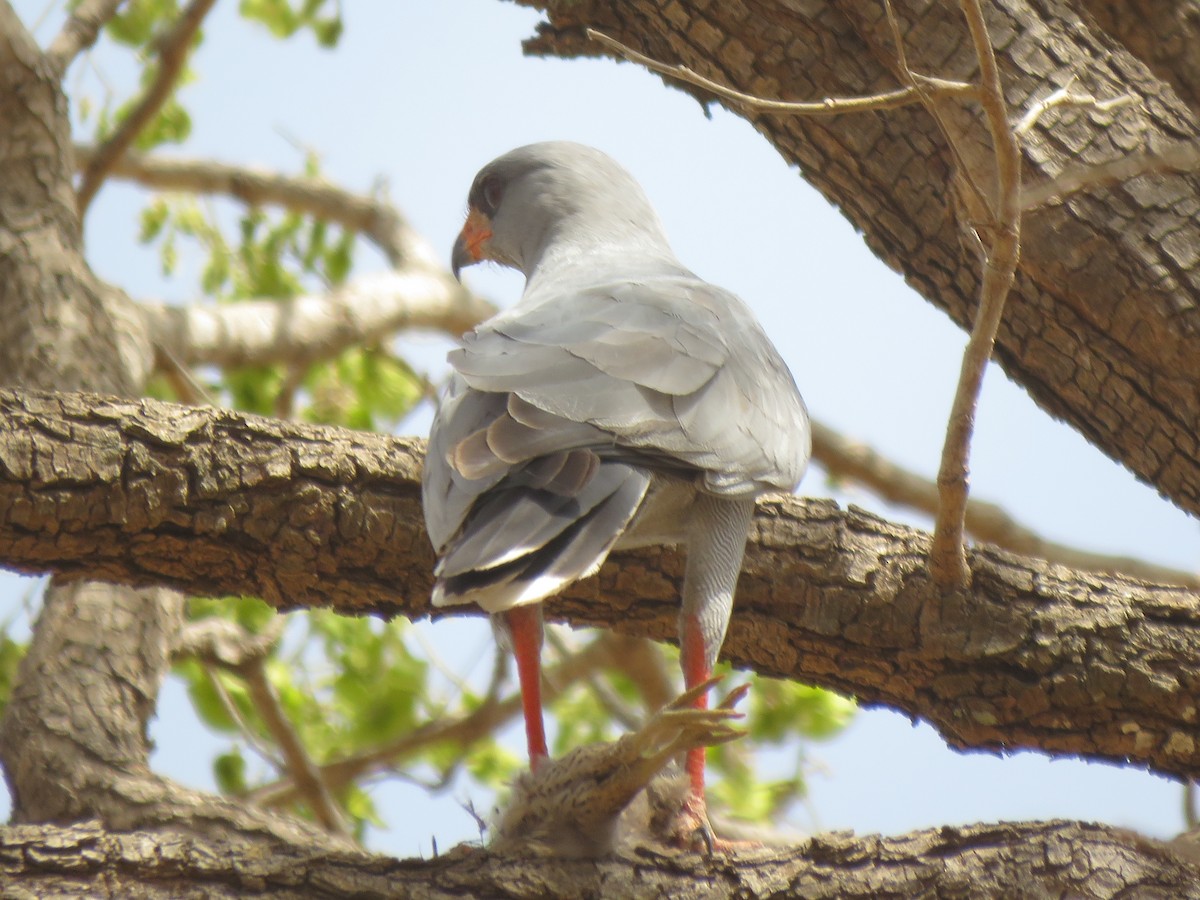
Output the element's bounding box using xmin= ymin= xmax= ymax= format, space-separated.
xmin=451 ymin=142 xmax=671 ymax=281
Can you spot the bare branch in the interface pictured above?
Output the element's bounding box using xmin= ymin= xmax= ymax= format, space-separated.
xmin=1012 ymin=81 xmax=1136 ymax=138
xmin=811 ymin=419 xmax=1199 ymax=587
xmin=1021 ymin=140 xmax=1200 ymax=210
xmin=3 ymin=818 xmax=1198 ymax=898
xmin=175 ymin=615 xmax=283 ymax=666
xmin=76 ymin=0 xmax=217 ymax=213
xmin=144 ymin=270 xmax=494 ymax=370
xmin=73 ymin=145 xmax=417 ymax=266
xmin=585 ymin=28 xmax=976 ymax=116
xmin=930 ymin=1 xmax=1023 ymax=587
xmin=45 ymin=0 xmax=126 ymax=75
xmin=237 ymin=656 xmax=351 ymax=836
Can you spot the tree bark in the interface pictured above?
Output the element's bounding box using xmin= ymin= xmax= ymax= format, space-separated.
xmin=1 ymin=387 xmax=1198 ymax=784
xmin=0 ymin=819 xmax=1193 ymax=899
xmin=514 ymin=0 xmax=1200 ymax=520
xmin=0 ymin=2 xmax=299 ymax=841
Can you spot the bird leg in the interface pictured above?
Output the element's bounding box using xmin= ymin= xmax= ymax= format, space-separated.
xmin=680 ymin=611 xmax=712 ymax=799
xmin=676 ymin=494 xmax=757 ymax=850
xmin=506 ymin=604 xmax=549 ymax=770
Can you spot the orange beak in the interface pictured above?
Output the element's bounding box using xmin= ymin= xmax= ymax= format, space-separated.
xmin=451 ymin=207 xmax=493 ymax=280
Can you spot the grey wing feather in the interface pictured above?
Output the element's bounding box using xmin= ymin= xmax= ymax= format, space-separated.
xmin=451 ymin=277 xmax=810 ymax=495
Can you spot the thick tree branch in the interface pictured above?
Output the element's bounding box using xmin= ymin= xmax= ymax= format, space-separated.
xmin=144 ymin=271 xmax=494 ymax=370
xmin=76 ymin=0 xmax=217 ymax=213
xmin=45 ymin=0 xmax=126 ymax=75
xmin=0 ymin=819 xmax=1194 ymax=898
xmin=1 ymin=387 xmax=1199 ymax=782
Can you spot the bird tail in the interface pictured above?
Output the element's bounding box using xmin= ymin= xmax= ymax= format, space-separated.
xmin=432 ymin=462 xmax=651 ymax=613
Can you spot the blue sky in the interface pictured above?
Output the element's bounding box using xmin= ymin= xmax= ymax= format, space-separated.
xmin=7 ymin=0 xmax=1197 ymax=857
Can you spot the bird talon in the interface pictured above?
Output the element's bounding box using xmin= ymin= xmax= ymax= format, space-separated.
xmin=718 ymin=681 xmax=752 ymax=710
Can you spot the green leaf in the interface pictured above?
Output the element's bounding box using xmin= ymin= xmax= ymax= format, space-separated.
xmin=465 ymin=741 xmax=522 ymax=788
xmin=749 ymin=679 xmax=855 ymax=743
xmin=107 ymin=0 xmax=180 ymax=47
xmin=214 ymin=748 xmax=248 ymax=795
xmin=0 ymin=629 xmax=27 ymax=720
xmin=139 ymin=199 xmax=171 ymax=243
xmin=239 ymin=0 xmax=343 ymax=47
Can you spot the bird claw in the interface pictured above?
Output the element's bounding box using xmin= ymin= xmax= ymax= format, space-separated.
xmin=635 ymin=675 xmax=749 ymax=759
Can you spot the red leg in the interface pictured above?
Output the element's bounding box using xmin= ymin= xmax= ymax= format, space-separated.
xmin=680 ymin=611 xmax=712 ymax=800
xmin=507 ymin=604 xmax=549 ymax=771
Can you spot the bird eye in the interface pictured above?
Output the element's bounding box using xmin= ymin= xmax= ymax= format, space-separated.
xmin=477 ymin=175 xmax=504 ymax=217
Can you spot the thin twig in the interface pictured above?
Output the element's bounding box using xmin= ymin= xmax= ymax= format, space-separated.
xmin=811 ymin=419 xmax=1200 ymax=587
xmin=199 ymin=660 xmax=285 ymax=771
xmin=883 ymin=0 xmax=991 ymax=251
xmin=586 ymin=28 xmax=976 ymax=117
xmin=1013 ymin=81 xmax=1136 ymax=137
xmin=930 ymin=0 xmax=1023 ymax=588
xmin=1021 ymin=140 xmax=1200 ymax=211
xmin=237 ymin=655 xmax=352 ymax=836
xmin=46 ymin=0 xmax=126 ymax=75
xmin=76 ymin=0 xmax=217 ymax=213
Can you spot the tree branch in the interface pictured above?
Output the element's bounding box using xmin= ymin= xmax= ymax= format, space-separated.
xmin=78 ymin=146 xmax=498 ymax=369
xmin=45 ymin=0 xmax=126 ymax=75
xmin=144 ymin=270 xmax=495 ymax=370
xmin=73 ymin=144 xmax=426 ymax=267
xmin=236 ymin=655 xmax=351 ymax=836
xmin=924 ymin=0 xmax=1022 ymax=587
xmin=1021 ymin=140 xmax=1200 ymax=211
xmin=0 ymin=819 xmax=1194 ymax=898
xmin=75 ymin=0 xmax=217 ymax=213
xmin=585 ymin=27 xmax=977 ymax=115
xmin=1 ymin=387 xmax=1200 ymax=781
xmin=811 ymin=419 xmax=1200 ymax=587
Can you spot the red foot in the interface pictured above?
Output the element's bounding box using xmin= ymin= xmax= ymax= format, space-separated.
xmin=667 ymin=790 xmax=764 ymax=854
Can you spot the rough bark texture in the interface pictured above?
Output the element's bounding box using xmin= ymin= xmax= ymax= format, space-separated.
xmin=2 ymin=388 xmax=1199 ymax=784
xmin=1077 ymin=0 xmax=1200 ymax=112
xmin=0 ymin=1 xmax=195 ymax=834
xmin=515 ymin=0 xmax=1200 ymax=522
xmin=0 ymin=819 xmax=1194 ymax=899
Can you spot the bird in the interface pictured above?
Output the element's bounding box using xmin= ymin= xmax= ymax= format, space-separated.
xmin=422 ymin=141 xmax=810 ymax=847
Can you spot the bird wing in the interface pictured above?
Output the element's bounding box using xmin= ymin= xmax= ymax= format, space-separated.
xmin=423 ymin=276 xmax=809 ymax=613
xmin=453 ymin=276 xmax=810 ymax=495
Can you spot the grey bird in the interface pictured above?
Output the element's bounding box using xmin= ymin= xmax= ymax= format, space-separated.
xmin=423 ymin=141 xmax=810 ymax=846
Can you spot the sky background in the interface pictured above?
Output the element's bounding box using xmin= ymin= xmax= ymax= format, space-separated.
xmin=6 ymin=0 xmax=1198 ymax=858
